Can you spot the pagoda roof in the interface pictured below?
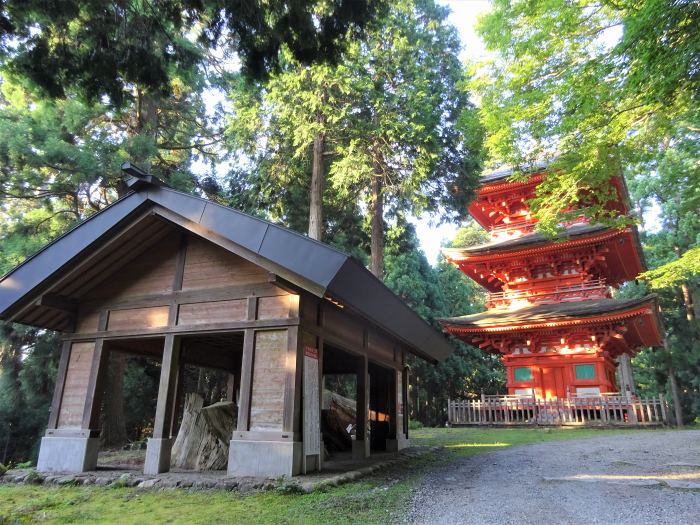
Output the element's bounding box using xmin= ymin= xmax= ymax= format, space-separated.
xmin=481 ymin=159 xmax=553 ymax=184
xmin=440 ymin=295 xmax=658 ymax=330
xmin=444 ymin=223 xmax=608 ymax=257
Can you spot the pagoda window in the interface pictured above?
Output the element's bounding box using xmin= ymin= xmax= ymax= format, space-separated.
xmin=575 ymin=364 xmax=596 ymax=380
xmin=512 ymin=344 xmax=530 ymax=355
xmin=533 ymin=264 xmax=553 ymax=279
xmin=560 ymin=263 xmax=579 ymax=276
xmin=514 ymin=367 xmax=532 ymax=382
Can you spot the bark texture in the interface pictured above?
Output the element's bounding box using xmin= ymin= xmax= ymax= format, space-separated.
xmin=370 ymin=173 xmax=384 ymax=279
xmin=171 ymin=393 xmax=237 ymax=470
xmin=308 ymin=131 xmax=325 ymax=240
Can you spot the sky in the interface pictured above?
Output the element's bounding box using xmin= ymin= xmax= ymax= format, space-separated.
xmin=412 ymin=0 xmax=492 ymax=264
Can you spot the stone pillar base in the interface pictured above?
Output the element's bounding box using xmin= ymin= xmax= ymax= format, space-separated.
xmin=144 ymin=437 xmax=172 ymax=475
xmin=352 ymin=439 xmax=369 ymax=459
xmin=386 ymin=433 xmax=410 ymax=452
xmin=228 ymin=440 xmax=302 ymax=477
xmin=37 ymin=436 xmax=100 ymax=473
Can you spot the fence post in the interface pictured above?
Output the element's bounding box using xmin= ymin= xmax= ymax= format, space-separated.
xmin=659 ymin=394 xmax=667 ymax=425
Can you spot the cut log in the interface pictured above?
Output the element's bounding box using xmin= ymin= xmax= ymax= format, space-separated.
xmin=321 ymin=391 xmax=356 ymax=452
xmin=171 ymin=393 xmax=236 ymax=470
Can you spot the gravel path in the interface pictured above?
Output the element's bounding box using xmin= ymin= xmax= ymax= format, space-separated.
xmin=409 ymin=430 xmax=700 ymax=525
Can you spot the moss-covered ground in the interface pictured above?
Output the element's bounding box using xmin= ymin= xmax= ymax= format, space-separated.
xmin=0 ymin=427 xmax=640 ymax=524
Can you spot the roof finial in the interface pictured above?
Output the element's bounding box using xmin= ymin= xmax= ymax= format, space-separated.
xmin=121 ymin=161 xmax=169 ymax=190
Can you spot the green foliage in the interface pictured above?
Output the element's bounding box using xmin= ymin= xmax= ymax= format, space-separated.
xmin=474 ymin=0 xmax=700 ymax=235
xmin=0 ymin=325 xmax=60 ymax=464
xmin=225 ymin=0 xmax=481 ymax=255
xmin=0 ymin=0 xmax=382 ymax=104
xmin=641 ymin=247 xmax=700 ymax=289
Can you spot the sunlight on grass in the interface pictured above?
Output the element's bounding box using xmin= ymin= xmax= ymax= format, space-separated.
xmin=445 ymin=442 xmax=509 ymax=449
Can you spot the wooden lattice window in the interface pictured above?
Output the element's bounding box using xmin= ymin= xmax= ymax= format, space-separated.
xmin=514 ymin=367 xmax=532 ymax=382
xmin=575 ymin=364 xmax=596 ymax=380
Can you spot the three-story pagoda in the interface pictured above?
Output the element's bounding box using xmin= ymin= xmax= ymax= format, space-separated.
xmin=440 ymin=165 xmax=664 ymax=399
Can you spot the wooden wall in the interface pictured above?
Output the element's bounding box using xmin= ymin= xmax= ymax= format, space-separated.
xmin=57 ymin=342 xmax=95 ymax=428
xmin=249 ymin=330 xmax=288 ymax=431
xmin=72 ymin=231 xmax=292 ymax=337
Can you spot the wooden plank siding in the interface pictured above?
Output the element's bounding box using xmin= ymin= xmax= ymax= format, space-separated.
xmin=249 ymin=330 xmax=288 ymax=431
xmin=57 ymin=342 xmax=95 ymax=428
xmin=107 ymin=306 xmax=170 ymax=331
xmin=69 ymin=231 xmax=297 ymax=340
xmin=177 ymin=299 xmax=247 ymax=325
xmin=181 ymin=236 xmax=269 ymax=290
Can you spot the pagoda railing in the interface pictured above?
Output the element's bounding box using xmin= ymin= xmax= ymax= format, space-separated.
xmin=489 ymin=219 xmax=536 ymax=236
xmin=486 ymin=278 xmax=609 ymax=308
xmin=447 ymin=394 xmax=669 ymax=427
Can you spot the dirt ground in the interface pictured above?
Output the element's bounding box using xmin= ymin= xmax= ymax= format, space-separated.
xmin=409 ymin=429 xmax=700 ymax=525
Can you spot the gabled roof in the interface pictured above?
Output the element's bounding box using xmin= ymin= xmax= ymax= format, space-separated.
xmin=0 ymin=183 xmax=455 ymax=363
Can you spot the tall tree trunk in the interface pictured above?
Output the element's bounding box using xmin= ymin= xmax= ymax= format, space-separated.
xmin=101 ymin=87 xmax=161 ymax=445
xmin=102 ymin=351 xmax=128 ymax=447
xmin=680 ymin=282 xmax=695 ymax=323
xmin=668 ymin=366 xmax=684 ymax=428
xmin=308 ymin=131 xmax=325 ymax=241
xmin=370 ymin=173 xmax=384 ymax=279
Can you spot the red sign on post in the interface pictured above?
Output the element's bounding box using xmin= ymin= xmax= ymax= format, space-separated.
xmin=304 ymin=346 xmax=319 ymax=359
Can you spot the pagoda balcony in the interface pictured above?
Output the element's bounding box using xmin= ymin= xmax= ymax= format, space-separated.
xmin=486 ymin=278 xmax=610 ymax=308
xmin=489 ymin=219 xmax=537 ymax=240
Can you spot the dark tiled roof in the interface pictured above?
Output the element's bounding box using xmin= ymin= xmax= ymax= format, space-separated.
xmin=440 ymin=295 xmax=657 ymax=328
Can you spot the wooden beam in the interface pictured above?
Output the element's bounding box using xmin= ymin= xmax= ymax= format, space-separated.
xmin=79 ymin=282 xmax=284 ymax=313
xmin=152 ymin=334 xmax=182 ymax=439
xmin=63 ymin=316 xmax=299 ymax=341
xmin=236 ymin=328 xmax=255 ymax=431
xmin=46 ymin=341 xmax=72 ymax=430
xmin=37 ymin=293 xmax=78 ymax=314
xmin=356 ymin=353 xmax=368 ymax=445
xmin=283 ymin=326 xmax=301 ymax=433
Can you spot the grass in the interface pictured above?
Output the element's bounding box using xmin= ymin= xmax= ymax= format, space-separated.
xmin=0 ymin=426 xmax=643 ymax=524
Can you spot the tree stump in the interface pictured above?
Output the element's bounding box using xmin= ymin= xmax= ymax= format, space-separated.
xmin=171 ymin=393 xmax=236 ymax=470
xmin=321 ymin=391 xmax=356 ymax=452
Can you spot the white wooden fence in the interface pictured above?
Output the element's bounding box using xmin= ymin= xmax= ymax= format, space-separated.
xmin=447 ymin=394 xmax=669 ymax=427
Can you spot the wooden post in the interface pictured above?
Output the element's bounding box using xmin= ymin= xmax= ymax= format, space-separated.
xmin=659 ymin=394 xmax=668 ymax=425
xmin=144 ymin=334 xmax=181 ymax=475
xmin=153 ymin=335 xmax=181 ymax=439
xmin=236 ymin=328 xmax=255 ymax=431
xmin=283 ymin=325 xmax=301 ymax=433
xmin=353 ymin=353 xmax=369 ymax=459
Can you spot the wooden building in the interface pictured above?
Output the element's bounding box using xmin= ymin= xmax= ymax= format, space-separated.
xmin=0 ymin=167 xmax=454 ymax=477
xmin=440 ymin=165 xmax=663 ymax=400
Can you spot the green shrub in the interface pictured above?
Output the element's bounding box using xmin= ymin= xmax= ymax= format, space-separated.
xmin=0 ymin=463 xmax=7 ymax=476
xmin=408 ymin=419 xmax=423 ymax=430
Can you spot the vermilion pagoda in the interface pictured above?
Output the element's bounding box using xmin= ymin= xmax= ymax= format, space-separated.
xmin=440 ymin=166 xmax=664 ymax=399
